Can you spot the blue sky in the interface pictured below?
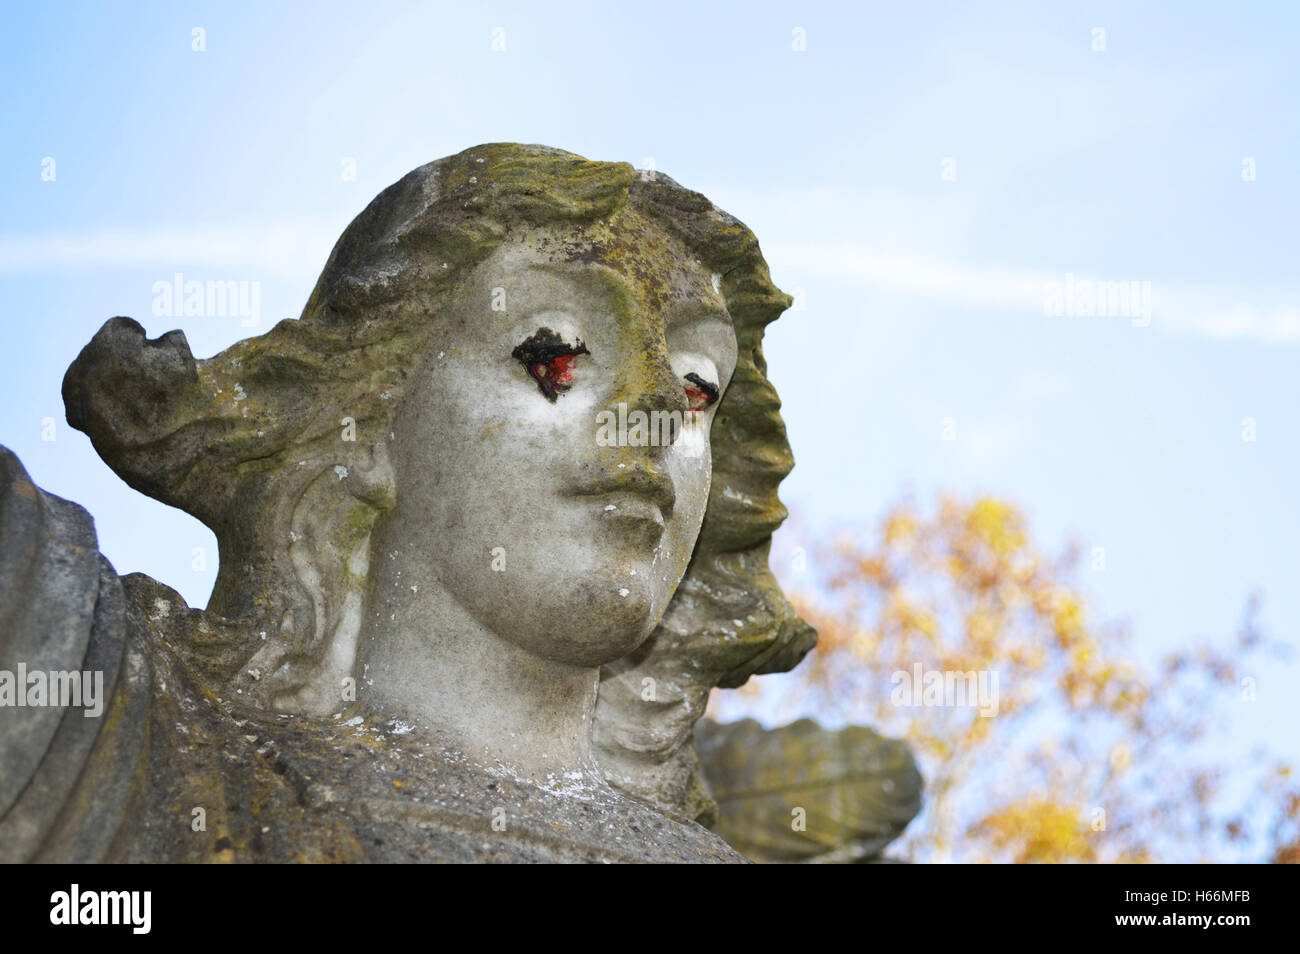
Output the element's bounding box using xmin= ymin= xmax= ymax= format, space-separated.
xmin=2 ymin=1 xmax=1296 ymax=772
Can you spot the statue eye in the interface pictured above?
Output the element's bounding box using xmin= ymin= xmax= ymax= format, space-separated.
xmin=683 ymin=372 xmax=719 ymax=412
xmin=512 ymin=327 xmax=590 ymax=402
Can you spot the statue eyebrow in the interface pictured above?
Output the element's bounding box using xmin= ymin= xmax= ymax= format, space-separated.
xmin=529 ymin=261 xmax=634 ymax=298
xmin=530 ymin=263 xmax=733 ymax=330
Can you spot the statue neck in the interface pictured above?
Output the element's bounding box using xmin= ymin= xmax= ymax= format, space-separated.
xmin=355 ymin=558 xmax=600 ymax=785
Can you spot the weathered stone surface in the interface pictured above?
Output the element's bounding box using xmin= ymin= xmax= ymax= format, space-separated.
xmin=695 ymin=717 xmax=922 ymax=863
xmin=0 ymin=446 xmax=127 ymax=858
xmin=1 ymin=144 xmax=821 ymax=862
xmin=13 ymin=565 xmax=741 ymax=862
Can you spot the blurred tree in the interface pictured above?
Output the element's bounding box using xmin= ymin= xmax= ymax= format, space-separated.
xmin=709 ymin=496 xmax=1298 ymax=863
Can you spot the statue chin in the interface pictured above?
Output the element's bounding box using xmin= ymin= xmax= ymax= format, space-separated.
xmin=462 ymin=526 xmax=686 ymax=667
xmin=486 ymin=578 xmax=660 ymax=668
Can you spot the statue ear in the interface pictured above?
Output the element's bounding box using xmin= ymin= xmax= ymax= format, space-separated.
xmin=239 ymin=441 xmax=396 ymax=717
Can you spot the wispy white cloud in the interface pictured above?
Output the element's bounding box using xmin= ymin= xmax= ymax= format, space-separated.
xmin=0 ymin=218 xmax=339 ymax=282
xmin=3 ymin=222 xmax=1296 ymax=344
xmin=767 ymin=242 xmax=1300 ymax=344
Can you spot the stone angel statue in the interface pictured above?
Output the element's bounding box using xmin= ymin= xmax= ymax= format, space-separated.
xmin=1 ymin=144 xmax=836 ymax=863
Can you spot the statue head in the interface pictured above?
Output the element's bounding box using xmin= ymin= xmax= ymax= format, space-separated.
xmin=63 ymin=144 xmax=814 ymax=815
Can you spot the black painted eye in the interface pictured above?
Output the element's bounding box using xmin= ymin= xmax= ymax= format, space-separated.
xmin=683 ymin=372 xmax=719 ymax=412
xmin=512 ymin=327 xmax=590 ymax=402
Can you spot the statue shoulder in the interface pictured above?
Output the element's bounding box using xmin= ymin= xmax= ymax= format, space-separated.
xmin=0 ymin=445 xmax=155 ymax=861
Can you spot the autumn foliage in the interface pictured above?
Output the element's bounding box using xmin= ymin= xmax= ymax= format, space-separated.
xmin=710 ymin=496 xmax=1298 ymax=863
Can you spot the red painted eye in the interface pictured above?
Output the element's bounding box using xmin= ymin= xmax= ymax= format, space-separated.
xmin=544 ymin=352 xmax=580 ymax=386
xmin=684 ymin=372 xmax=719 ymax=412
xmin=513 ymin=327 xmax=590 ymax=403
xmin=532 ymin=353 xmax=580 ymax=389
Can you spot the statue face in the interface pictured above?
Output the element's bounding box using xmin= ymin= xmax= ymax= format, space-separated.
xmin=379 ymin=207 xmax=738 ymax=666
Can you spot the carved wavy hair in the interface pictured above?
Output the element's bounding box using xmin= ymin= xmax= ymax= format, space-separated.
xmin=63 ymin=143 xmax=815 ymax=821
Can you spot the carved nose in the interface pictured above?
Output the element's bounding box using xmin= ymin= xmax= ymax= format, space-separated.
xmin=621 ymin=351 xmax=689 ymax=430
xmin=614 ymin=460 xmax=677 ymax=517
xmin=613 ymin=348 xmax=696 ymax=454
